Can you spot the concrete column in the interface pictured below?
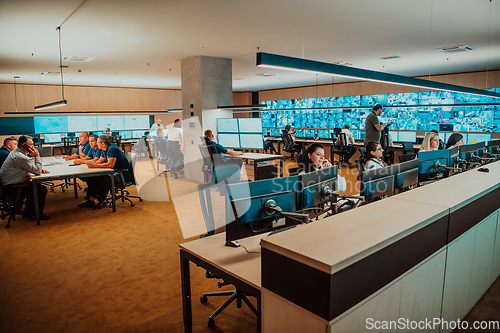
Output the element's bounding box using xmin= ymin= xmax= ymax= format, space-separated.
xmin=181 ymin=56 xmax=233 ymax=182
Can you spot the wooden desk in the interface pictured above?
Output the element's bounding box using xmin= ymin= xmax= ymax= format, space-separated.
xmin=30 ymin=157 xmax=116 ymax=225
xmin=180 ymin=233 xmax=263 ymax=333
xmin=237 ymin=153 xmax=284 ymax=178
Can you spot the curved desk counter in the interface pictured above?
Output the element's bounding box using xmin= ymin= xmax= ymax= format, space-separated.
xmin=260 ymin=161 xmax=500 ymax=333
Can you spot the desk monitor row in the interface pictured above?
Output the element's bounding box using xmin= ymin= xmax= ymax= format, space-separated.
xmin=225 ymin=166 xmax=338 ymax=244
xmin=217 ymin=118 xmax=264 ymax=134
xmin=267 ymin=128 xmax=368 ymax=141
xmin=218 ymin=133 xmax=264 ymax=150
xmin=423 ymin=132 xmax=492 ymax=145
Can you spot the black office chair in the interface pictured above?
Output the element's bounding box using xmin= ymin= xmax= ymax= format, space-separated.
xmin=106 ymin=152 xmax=143 ymax=207
xmin=398 ymin=153 xmax=417 ymax=163
xmin=197 ymin=182 xmax=258 ymax=328
xmin=401 ymin=142 xmax=414 ymax=155
xmin=132 ymin=136 xmax=149 ymax=161
xmin=330 ymin=132 xmax=351 ymax=167
xmin=281 ymin=133 xmax=300 ymax=161
xmin=155 ymin=139 xmax=170 ymax=177
xmin=0 ymin=181 xmax=29 ymax=229
xmin=38 ymin=146 xmax=53 ymax=157
xmin=166 ymin=141 xmax=184 ymax=179
xmin=381 ymin=134 xmax=395 ymax=165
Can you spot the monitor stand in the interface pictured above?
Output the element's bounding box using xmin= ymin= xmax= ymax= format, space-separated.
xmin=225 ymin=240 xmax=240 ymax=248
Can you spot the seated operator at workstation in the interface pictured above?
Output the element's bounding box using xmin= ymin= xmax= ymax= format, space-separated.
xmin=73 ymin=135 xmax=103 ymax=165
xmin=0 ymin=135 xmax=50 ymax=220
xmin=204 ymin=129 xmax=244 ymax=168
xmin=0 ymin=136 xmax=18 ymax=168
xmin=77 ymin=135 xmax=132 ymax=210
xmin=63 ymin=132 xmax=91 ymax=160
xmin=336 ymin=125 xmax=357 ymax=162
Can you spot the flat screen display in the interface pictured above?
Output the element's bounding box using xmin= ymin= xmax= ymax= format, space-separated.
xmin=98 ymin=116 xmax=125 ymax=131
xmin=67 ymin=116 xmax=98 ymax=132
xmin=467 ymin=133 xmax=491 ymax=145
xmin=35 ymin=116 xmax=68 ymax=134
xmin=44 ymin=133 xmax=62 ymax=143
xmin=389 ymin=131 xmax=399 ymax=142
xmin=121 ymin=131 xmax=133 ymax=139
xmin=398 ymin=131 xmax=416 ymax=143
xmin=132 ymin=130 xmax=146 ymax=138
xmin=218 ymin=133 xmax=240 ymax=149
xmin=270 ymin=128 xmax=281 ymax=136
xmin=239 ymin=134 xmax=263 ymax=149
xmin=317 ymin=129 xmax=332 ymax=139
xmin=124 ymin=115 xmax=150 ymax=130
xmin=302 ymin=129 xmax=315 ymax=138
xmin=238 ymin=118 xmax=263 ymax=133
xmin=217 ymin=119 xmax=239 ymax=133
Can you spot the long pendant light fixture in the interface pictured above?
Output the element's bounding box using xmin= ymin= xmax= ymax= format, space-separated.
xmin=256 ymin=52 xmax=500 ymax=99
xmin=34 ymin=26 xmax=67 ymax=110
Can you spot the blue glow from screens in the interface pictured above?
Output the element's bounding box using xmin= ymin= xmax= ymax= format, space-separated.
xmin=35 ymin=117 xmax=68 ymax=134
xmin=398 ymin=131 xmax=417 ymax=143
xmin=467 ymin=133 xmax=491 ymax=145
xmin=44 ymin=133 xmax=62 ymax=143
xmin=132 ymin=130 xmax=145 ymax=138
xmin=121 ymin=131 xmax=133 ymax=139
xmin=317 ymin=129 xmax=332 ymax=139
xmin=98 ymin=116 xmax=125 ymax=131
xmin=239 ymin=134 xmax=264 ymax=149
xmin=218 ymin=134 xmax=240 ymax=148
xmin=389 ymin=131 xmax=398 ymax=142
xmin=238 ymin=118 xmax=263 ymax=133
xmin=149 ymin=129 xmax=157 ymax=137
xmin=270 ymin=128 xmax=281 ymax=136
xmin=124 ymin=115 xmax=150 ymax=130
xmin=294 ymin=129 xmax=304 ymax=138
xmin=302 ymin=129 xmax=315 ymax=138
xmin=67 ymin=116 xmax=97 ymax=132
xmin=217 ymin=119 xmax=239 ymax=133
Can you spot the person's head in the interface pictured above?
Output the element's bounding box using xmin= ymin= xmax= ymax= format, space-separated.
xmin=373 ymin=104 xmax=383 ymax=116
xmin=421 ymin=132 xmax=440 ymax=151
xmin=173 ymin=118 xmax=182 ymax=128
xmin=105 ymin=128 xmax=111 ymax=134
xmin=3 ymin=136 xmax=17 ymax=152
xmin=430 ymin=129 xmax=439 ymax=134
xmin=285 ymin=125 xmax=291 ymax=131
xmin=366 ymin=141 xmax=383 ymax=160
xmin=89 ymin=134 xmax=98 ymax=148
xmin=204 ymin=129 xmax=214 ymax=140
xmin=445 ymin=133 xmax=464 ymax=149
xmin=156 ymin=118 xmax=162 ymax=126
xmin=157 ymin=129 xmax=164 ymax=138
xmin=18 ymin=135 xmax=34 ymax=153
xmin=97 ymin=135 xmax=111 ymax=150
xmin=304 ymin=143 xmax=326 ymax=169
xmin=343 ymin=125 xmax=349 ymax=129
xmin=79 ymin=132 xmax=89 ymax=144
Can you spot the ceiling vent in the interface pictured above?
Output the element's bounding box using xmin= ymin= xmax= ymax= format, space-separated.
xmin=437 ymin=45 xmax=475 ymax=53
xmin=256 ymin=73 xmax=275 ymax=77
xmin=332 ymin=61 xmax=353 ymax=66
xmin=380 ymin=56 xmax=401 ymax=60
xmin=63 ymin=56 xmax=94 ymax=62
xmin=40 ymin=71 xmax=60 ymax=76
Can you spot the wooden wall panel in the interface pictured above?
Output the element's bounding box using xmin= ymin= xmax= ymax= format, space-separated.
xmin=101 ymin=87 xmax=117 ymax=111
xmin=233 ymin=92 xmax=251 ymax=106
xmin=346 ymin=82 xmax=361 ymax=96
xmin=474 ymin=72 xmax=488 ymax=89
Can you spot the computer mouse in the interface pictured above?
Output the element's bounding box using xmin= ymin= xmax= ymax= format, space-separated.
xmin=477 ymin=167 xmax=489 ymax=173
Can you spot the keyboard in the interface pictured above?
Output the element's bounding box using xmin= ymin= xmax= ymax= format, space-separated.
xmin=267 ymin=225 xmax=297 ymax=236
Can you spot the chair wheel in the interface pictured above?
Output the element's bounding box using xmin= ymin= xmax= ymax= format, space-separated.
xmin=50 ymin=188 xmax=54 ymax=192
xmin=62 ymin=189 xmax=65 ymax=193
xmin=5 ymin=224 xmax=10 ymax=228
xmin=207 ymin=318 xmax=215 ymax=328
xmin=130 ymin=203 xmax=135 ymax=207
xmin=200 ymin=295 xmax=208 ymax=304
xmin=139 ymin=198 xmax=143 ymax=202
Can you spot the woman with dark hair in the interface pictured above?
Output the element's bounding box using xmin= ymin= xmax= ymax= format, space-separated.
xmin=364 ymin=141 xmax=387 ymax=170
xmin=445 ymin=133 xmax=464 ymax=149
xmin=298 ymin=143 xmax=332 ymax=173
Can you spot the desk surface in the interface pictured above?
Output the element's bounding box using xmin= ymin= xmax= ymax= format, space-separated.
xmin=180 ymin=233 xmax=263 ymax=290
xmin=31 ymin=157 xmax=114 ymax=180
xmin=238 ymin=153 xmax=282 ymax=160
xmin=265 ymin=136 xmax=422 ymax=150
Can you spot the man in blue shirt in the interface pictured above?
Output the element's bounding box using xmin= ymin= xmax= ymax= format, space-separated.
xmin=0 ymin=136 xmax=17 ymax=168
xmin=204 ymin=129 xmax=243 ymax=168
xmin=78 ymin=135 xmax=132 ymax=210
xmin=73 ymin=135 xmax=104 ymax=165
xmin=64 ymin=132 xmax=91 ymax=160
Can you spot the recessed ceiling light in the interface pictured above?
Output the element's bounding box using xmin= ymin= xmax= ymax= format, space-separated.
xmin=380 ymin=56 xmax=401 ymax=60
xmin=437 ymin=45 xmax=474 ymax=53
xmin=332 ymin=61 xmax=353 ymax=66
xmin=256 ymin=73 xmax=275 ymax=77
xmin=40 ymin=71 xmax=60 ymax=76
xmin=63 ymin=56 xmax=94 ymax=62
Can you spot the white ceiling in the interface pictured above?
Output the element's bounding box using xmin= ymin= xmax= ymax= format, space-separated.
xmin=1 ymin=0 xmax=499 ymax=92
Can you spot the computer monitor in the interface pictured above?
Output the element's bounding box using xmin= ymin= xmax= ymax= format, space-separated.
xmin=360 ymin=168 xmax=395 ymax=202
xmin=238 ymin=118 xmax=263 ymax=133
xmin=294 ymin=129 xmax=304 ymax=138
xmin=448 ymin=146 xmax=459 ymax=168
xmin=440 ymin=124 xmax=454 ymax=131
xmin=111 ymin=131 xmax=120 ymax=137
xmin=398 ymin=131 xmax=416 ymax=143
xmin=384 ymin=159 xmax=419 ymax=190
xmin=317 ymin=129 xmax=332 ymax=139
xmin=358 ymin=131 xmax=366 ymax=141
xmin=270 ymin=128 xmax=281 ymax=137
xmin=218 ymin=133 xmax=240 ymax=149
xmin=417 ymin=150 xmax=450 ymax=182
xmin=121 ymin=131 xmax=133 ymax=139
xmin=300 ymin=166 xmax=338 ymax=218
xmin=132 ymin=130 xmax=145 ymax=138
xmin=389 ymin=131 xmax=399 ymax=142
xmin=67 ymin=132 xmax=76 ymax=137
xmin=148 ymin=129 xmax=157 ymax=137
xmin=302 ymin=129 xmax=316 ymax=139
xmin=467 ymin=133 xmax=491 ymax=145
xmin=239 ymin=134 xmax=264 ymax=149
xmin=225 ymin=176 xmax=304 ymax=244
xmin=476 ymin=141 xmax=487 ymax=157
xmin=459 ymin=143 xmax=480 ymax=161
xmin=44 ymin=133 xmax=62 ymax=143
xmin=488 ymin=140 xmax=500 ymax=155
xmin=217 ymin=118 xmax=239 ymax=133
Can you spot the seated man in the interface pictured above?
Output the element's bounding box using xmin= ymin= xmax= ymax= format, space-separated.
xmin=0 ymin=135 xmax=50 ymax=220
xmin=204 ymin=129 xmax=243 ymax=168
xmin=64 ymin=132 xmax=91 ymax=160
xmin=73 ymin=134 xmax=103 ymax=165
xmin=78 ymin=135 xmax=132 ymax=210
xmin=335 ymin=125 xmax=357 ymax=163
xmin=0 ymin=136 xmax=18 ymax=168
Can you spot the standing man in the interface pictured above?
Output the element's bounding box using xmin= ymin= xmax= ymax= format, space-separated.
xmin=0 ymin=136 xmax=18 ymax=168
xmin=0 ymin=135 xmax=50 ymax=220
xmin=150 ymin=118 xmax=162 ymax=130
xmin=64 ymin=132 xmax=91 ymax=160
xmin=364 ymin=104 xmax=386 ymax=145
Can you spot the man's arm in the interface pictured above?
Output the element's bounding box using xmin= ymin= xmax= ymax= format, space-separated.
xmin=374 ymin=123 xmax=386 ymax=132
xmin=16 ymin=148 xmax=43 ymax=175
xmin=88 ymin=157 xmax=116 ymax=169
xmin=226 ymin=150 xmax=243 ymax=156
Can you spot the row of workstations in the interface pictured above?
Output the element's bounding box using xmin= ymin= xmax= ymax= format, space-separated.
xmin=180 ymin=139 xmax=500 ymax=332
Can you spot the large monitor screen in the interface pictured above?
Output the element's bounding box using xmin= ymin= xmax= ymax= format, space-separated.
xmin=238 ymin=118 xmax=263 ymax=133
xmin=132 ymin=130 xmax=146 ymax=138
xmin=467 ymin=133 xmax=491 ymax=145
xmin=270 ymin=128 xmax=281 ymax=136
xmin=98 ymin=116 xmax=125 ymax=131
xmin=317 ymin=129 xmax=332 ymax=139
xmin=398 ymin=131 xmax=416 ymax=143
xmin=239 ymin=134 xmax=264 ymax=149
xmin=389 ymin=131 xmax=399 ymax=142
xmin=35 ymin=116 xmax=68 ymax=134
xmin=44 ymin=133 xmax=62 ymax=143
xmin=67 ymin=116 xmax=97 ymax=132
xmin=218 ymin=133 xmax=240 ymax=148
xmin=217 ymin=118 xmax=239 ymax=133
xmin=302 ymin=129 xmax=316 ymax=138
xmin=124 ymin=115 xmax=150 ymax=130
xmin=121 ymin=130 xmax=133 ymax=139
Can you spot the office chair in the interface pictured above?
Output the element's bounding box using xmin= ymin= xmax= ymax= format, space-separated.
xmin=199 ymin=144 xmax=214 ymax=182
xmin=155 ymin=139 xmax=170 ymax=177
xmin=132 ymin=137 xmax=149 ymax=161
xmin=197 ymin=182 xmax=258 ymax=328
xmin=398 ymin=153 xmax=417 ymax=163
xmin=401 ymin=142 xmax=414 ymax=155
xmin=38 ymin=146 xmax=53 ymax=157
xmin=330 ymin=133 xmax=351 ymax=167
xmin=381 ymin=134 xmax=395 ymax=165
xmin=281 ymin=133 xmax=300 ymax=161
xmin=0 ymin=180 xmax=29 ymax=229
xmin=166 ymin=141 xmax=184 ymax=179
xmin=106 ymin=153 xmax=143 ymax=207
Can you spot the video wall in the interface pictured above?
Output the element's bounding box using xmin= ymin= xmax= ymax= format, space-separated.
xmin=34 ymin=115 xmax=152 ymax=134
xmin=261 ymin=89 xmax=500 ymax=133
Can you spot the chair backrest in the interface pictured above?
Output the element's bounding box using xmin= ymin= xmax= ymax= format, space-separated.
xmin=398 ymin=153 xmax=417 ymax=163
xmin=381 ymin=134 xmax=390 ymax=149
xmin=282 ymin=133 xmax=293 ymax=147
xmin=71 ymin=147 xmax=78 ymax=155
xmin=38 ymin=146 xmax=53 ymax=157
xmin=358 ymin=147 xmax=366 ymax=159
xmin=402 ymin=142 xmax=414 ymax=153
xmin=126 ymin=152 xmax=137 ymax=185
xmin=155 ymin=139 xmax=168 ymax=159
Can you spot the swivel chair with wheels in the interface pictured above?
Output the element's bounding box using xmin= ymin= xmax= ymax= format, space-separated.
xmin=401 ymin=142 xmax=414 ymax=155
xmin=106 ymin=153 xmax=143 ymax=207
xmin=155 ymin=139 xmax=170 ymax=177
xmin=330 ymin=133 xmax=351 ymax=167
xmin=381 ymin=134 xmax=395 ymax=165
xmin=0 ymin=180 xmax=28 ymax=229
xmin=398 ymin=153 xmax=417 ymax=163
xmin=281 ymin=133 xmax=300 ymax=161
xmin=166 ymin=141 xmax=184 ymax=179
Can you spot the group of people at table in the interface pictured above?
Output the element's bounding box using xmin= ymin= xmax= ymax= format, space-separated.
xmin=0 ymin=132 xmax=132 ymax=221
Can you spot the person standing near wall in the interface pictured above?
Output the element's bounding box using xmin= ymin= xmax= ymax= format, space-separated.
xmin=364 ymin=104 xmax=386 ymax=145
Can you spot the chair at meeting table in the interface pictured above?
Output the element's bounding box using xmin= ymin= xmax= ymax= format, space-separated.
xmin=105 ymin=153 xmax=143 ymax=208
